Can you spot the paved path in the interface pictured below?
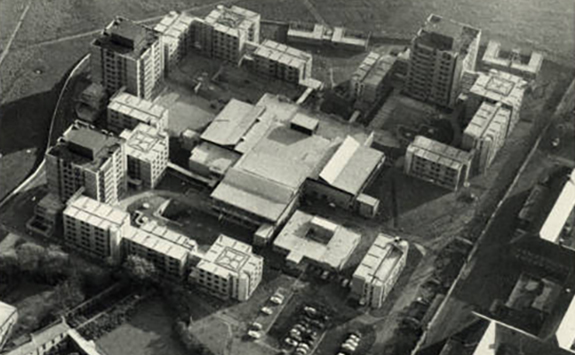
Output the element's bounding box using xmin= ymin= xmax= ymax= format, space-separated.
xmin=0 ymin=0 xmax=32 ymax=69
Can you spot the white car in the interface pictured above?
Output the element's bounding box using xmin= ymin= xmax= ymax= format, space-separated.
xmin=250 ymin=322 xmax=263 ymax=331
xmin=284 ymin=337 xmax=298 ymax=347
xmin=270 ymin=296 xmax=283 ymax=305
xmin=260 ymin=307 xmax=273 ymax=315
xmin=247 ymin=330 xmax=261 ymax=339
xmin=341 ymin=342 xmax=357 ymax=352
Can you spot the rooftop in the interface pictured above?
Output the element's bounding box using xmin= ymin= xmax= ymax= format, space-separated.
xmin=0 ymin=301 xmax=16 ymax=324
xmin=48 ymin=123 xmax=124 ymax=172
xmin=318 ymin=136 xmax=384 ymax=196
xmin=154 ymin=11 xmax=194 ymax=40
xmin=540 ymin=168 xmax=575 ymax=245
xmin=353 ymin=234 xmax=408 ymax=287
xmin=416 ymin=14 xmax=480 ymax=55
xmin=120 ymin=123 xmax=167 ymax=163
xmin=483 ymin=40 xmax=544 ymax=77
xmin=63 ymin=195 xmax=129 ymax=230
xmin=464 ymin=101 xmax=512 ymax=140
xmin=557 ymin=292 xmax=575 ymax=353
xmin=254 ymin=39 xmax=312 ymax=69
xmin=5 ymin=320 xmax=71 ymax=355
xmin=92 ymin=17 xmax=159 ymax=59
xmin=124 ymin=221 xmax=197 ymax=261
xmin=108 ymin=90 xmax=168 ymax=124
xmin=189 ymin=141 xmax=241 ymax=176
xmin=200 ymin=99 xmax=263 ymax=147
xmin=352 ymin=52 xmax=396 ymax=86
xmin=204 ymin=5 xmax=260 ymax=37
xmin=273 ymin=210 xmax=361 ymax=270
xmin=196 ymin=235 xmax=262 ymax=279
xmin=408 ymin=135 xmax=472 ymax=170
xmin=469 ymin=70 xmax=527 ymax=111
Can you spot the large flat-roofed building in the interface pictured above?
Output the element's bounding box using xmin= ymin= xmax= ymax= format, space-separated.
xmin=63 ymin=195 xmax=130 ymax=263
xmin=538 ymin=168 xmax=575 ymax=249
xmin=120 ymin=123 xmax=169 ymax=189
xmin=154 ymin=11 xmax=194 ymax=73
xmin=91 ymin=17 xmax=164 ymax=99
xmin=188 ymin=142 xmax=241 ymax=181
xmin=190 ymin=235 xmax=263 ymax=301
xmin=307 ymin=136 xmax=384 ymax=214
xmin=350 ymin=52 xmax=396 ymax=111
xmin=273 ymin=211 xmax=361 ymax=271
xmin=191 ymin=5 xmax=260 ymax=63
xmin=351 ymin=234 xmax=408 ymax=308
xmin=482 ymin=40 xmax=543 ymax=81
xmin=287 ymin=22 xmax=369 ymax=51
xmin=46 ymin=122 xmax=127 ymax=204
xmin=0 ymin=302 xmax=17 ymax=351
xmin=405 ymin=135 xmax=473 ymax=190
xmin=405 ymin=14 xmax=481 ymax=108
xmin=462 ymin=69 xmax=527 ymax=135
xmin=252 ymin=39 xmax=313 ymax=86
xmin=123 ymin=221 xmax=198 ymax=281
xmin=462 ymin=101 xmax=512 ymax=173
xmin=107 ymin=89 xmax=169 ymax=134
xmin=556 ymin=293 xmax=575 ymax=353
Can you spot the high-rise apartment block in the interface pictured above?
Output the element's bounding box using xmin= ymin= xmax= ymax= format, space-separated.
xmin=351 ymin=234 xmax=408 ymax=308
xmin=91 ymin=17 xmax=164 ymax=99
xmin=107 ymin=88 xmax=169 ymax=134
xmin=63 ymin=195 xmax=130 ymax=263
xmin=191 ymin=5 xmax=260 ymax=63
xmin=405 ymin=14 xmax=481 ymax=108
xmin=154 ymin=11 xmax=194 ymax=73
xmin=120 ymin=123 xmax=169 ymax=189
xmin=46 ymin=123 xmax=127 ymax=204
xmin=191 ymin=235 xmax=263 ymax=301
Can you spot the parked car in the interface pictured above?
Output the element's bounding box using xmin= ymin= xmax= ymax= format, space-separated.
xmin=247 ymin=330 xmax=261 ymax=340
xmin=250 ymin=322 xmax=262 ymax=331
xmin=270 ymin=295 xmax=283 ymax=305
xmin=284 ymin=337 xmax=298 ymax=347
xmin=260 ymin=306 xmax=273 ymax=315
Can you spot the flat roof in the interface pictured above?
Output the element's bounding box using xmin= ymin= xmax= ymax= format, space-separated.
xmin=416 ymin=14 xmax=480 ymax=55
xmin=64 ymin=195 xmax=129 ymax=230
xmin=204 ymin=5 xmax=260 ymax=37
xmin=108 ymin=90 xmax=168 ymax=124
xmin=469 ymin=70 xmax=527 ymax=111
xmin=254 ymin=39 xmax=312 ymax=69
xmin=540 ymin=168 xmax=575 ymax=244
xmin=48 ymin=124 xmax=124 ymax=173
xmin=124 ymin=222 xmax=196 ymax=261
xmin=196 ymin=234 xmax=262 ymax=279
xmin=189 ymin=141 xmax=240 ymax=176
xmin=92 ymin=17 xmax=159 ymax=59
xmin=483 ymin=40 xmax=544 ymax=76
xmin=154 ymin=11 xmax=194 ymax=40
xmin=352 ymin=52 xmax=396 ymax=87
xmin=408 ymin=135 xmax=472 ymax=170
xmin=319 ymin=136 xmax=384 ymax=196
xmin=557 ymin=293 xmax=575 ymax=352
xmin=353 ymin=233 xmax=408 ymax=287
xmin=120 ymin=123 xmax=167 ymax=163
xmin=273 ymin=210 xmax=361 ymax=270
xmin=464 ymin=101 xmax=511 ymax=140
xmin=0 ymin=301 xmax=16 ymax=324
xmin=506 ymin=273 xmax=562 ymax=313
xmin=200 ymin=99 xmax=263 ymax=147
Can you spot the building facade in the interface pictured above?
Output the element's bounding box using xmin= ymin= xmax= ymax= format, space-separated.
xmin=107 ymin=88 xmax=169 ymax=134
xmin=405 ymin=14 xmax=481 ymax=108
xmin=252 ymin=39 xmax=313 ymax=85
xmin=191 ymin=5 xmax=260 ymax=63
xmin=350 ymin=52 xmax=396 ymax=110
xmin=190 ymin=235 xmax=263 ymax=301
xmin=120 ymin=123 xmax=169 ymax=189
xmin=351 ymin=234 xmax=408 ymax=308
xmin=46 ymin=122 xmax=127 ymax=204
xmin=63 ymin=195 xmax=130 ymax=264
xmin=154 ymin=11 xmax=194 ymax=73
xmin=0 ymin=302 xmax=17 ymax=351
xmin=91 ymin=16 xmax=164 ymax=100
xmin=405 ymin=135 xmax=473 ymax=190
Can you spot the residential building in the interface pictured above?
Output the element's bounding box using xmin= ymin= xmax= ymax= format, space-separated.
xmin=539 ymin=168 xmax=575 ymax=248
xmin=405 ymin=14 xmax=481 ymax=108
xmin=0 ymin=302 xmax=17 ymax=351
xmin=287 ymin=22 xmax=369 ymax=51
xmin=63 ymin=195 xmax=130 ymax=263
xmin=273 ymin=211 xmax=361 ymax=271
xmin=120 ymin=123 xmax=169 ymax=189
xmin=107 ymin=88 xmax=169 ymax=134
xmin=26 ymin=193 xmax=65 ymax=237
xmin=462 ymin=101 xmax=512 ymax=173
xmin=252 ymin=39 xmax=314 ymax=86
xmin=190 ymin=235 xmax=263 ymax=301
xmin=91 ymin=16 xmax=164 ymax=100
xmin=351 ymin=234 xmax=408 ymax=308
xmin=191 ymin=5 xmax=260 ymax=63
xmin=123 ymin=221 xmax=198 ymax=281
xmin=154 ymin=11 xmax=194 ymax=73
xmin=482 ymin=40 xmax=543 ymax=80
xmin=405 ymin=135 xmax=473 ymax=190
xmin=350 ymin=52 xmax=396 ymax=111
xmin=46 ymin=122 xmax=127 ymax=204
xmin=75 ymin=83 xmax=107 ymax=123
xmin=306 ymin=135 xmax=384 ymax=215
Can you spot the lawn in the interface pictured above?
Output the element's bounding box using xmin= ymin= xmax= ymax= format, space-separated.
xmin=96 ymin=296 xmax=187 ymax=355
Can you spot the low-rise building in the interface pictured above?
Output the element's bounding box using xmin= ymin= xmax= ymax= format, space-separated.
xmin=63 ymin=195 xmax=130 ymax=264
xmin=252 ymin=39 xmax=314 ymax=86
xmin=287 ymin=22 xmax=369 ymax=51
xmin=273 ymin=211 xmax=361 ymax=271
xmin=123 ymin=221 xmax=198 ymax=281
xmin=46 ymin=122 xmax=127 ymax=204
xmin=0 ymin=302 xmax=17 ymax=351
xmin=107 ymin=88 xmax=169 ymax=134
xmin=191 ymin=5 xmax=260 ymax=63
xmin=154 ymin=11 xmax=194 ymax=73
xmin=350 ymin=52 xmax=396 ymax=111
xmin=26 ymin=193 xmax=65 ymax=237
xmin=482 ymin=40 xmax=543 ymax=81
xmin=351 ymin=234 xmax=408 ymax=308
xmin=405 ymin=135 xmax=473 ymax=191
xmin=120 ymin=123 xmax=169 ymax=189
xmin=190 ymin=235 xmax=263 ymax=301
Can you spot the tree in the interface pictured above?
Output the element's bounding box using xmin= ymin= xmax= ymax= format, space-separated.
xmin=16 ymin=242 xmax=46 ymax=273
xmin=123 ymin=255 xmax=157 ymax=284
xmin=0 ymin=251 xmax=19 ymax=283
xmin=53 ymin=275 xmax=86 ymax=311
xmin=42 ymin=245 xmax=71 ymax=284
